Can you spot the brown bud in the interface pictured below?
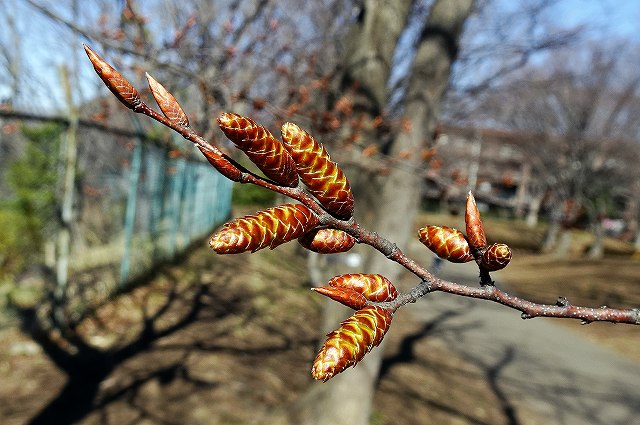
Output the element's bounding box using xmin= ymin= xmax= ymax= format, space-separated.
xmin=197 ymin=146 xmax=242 ymax=182
xmin=146 ymin=73 xmax=189 ymax=127
xmin=312 ymin=306 xmax=393 ymax=381
xmin=210 ymin=204 xmax=319 ymax=254
xmin=418 ymin=226 xmax=474 ymax=263
xmin=465 ymin=192 xmax=487 ymax=250
xmin=83 ymin=44 xmax=144 ymax=112
xmin=298 ymin=228 xmax=356 ymax=254
xmin=327 ymin=273 xmax=397 ymax=302
xmin=281 ymin=123 xmax=354 ymax=220
xmin=311 ymin=286 xmax=368 ymax=310
xmin=218 ymin=113 xmax=298 ymax=187
xmin=481 ymin=243 xmax=512 ymax=271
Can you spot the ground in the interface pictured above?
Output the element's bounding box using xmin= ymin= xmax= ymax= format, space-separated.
xmin=1 ymin=212 xmax=639 ymax=424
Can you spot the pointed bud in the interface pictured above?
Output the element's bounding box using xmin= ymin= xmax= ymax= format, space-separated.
xmin=146 ymin=73 xmax=189 ymax=127
xmin=465 ymin=192 xmax=487 ymax=250
xmin=281 ymin=123 xmax=354 ymax=220
xmin=197 ymin=146 xmax=242 ymax=182
xmin=311 ymin=286 xmax=368 ymax=310
xmin=83 ymin=44 xmax=144 ymax=112
xmin=298 ymin=228 xmax=356 ymax=254
xmin=312 ymin=306 xmax=393 ymax=381
xmin=418 ymin=225 xmax=474 ymax=263
xmin=327 ymin=273 xmax=397 ymax=302
xmin=218 ymin=113 xmax=298 ymax=187
xmin=481 ymin=243 xmax=512 ymax=271
xmin=209 ymin=204 xmax=319 ymax=254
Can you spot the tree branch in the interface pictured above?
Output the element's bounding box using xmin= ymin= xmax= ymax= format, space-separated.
xmin=83 ymin=44 xmax=640 ymax=344
xmin=115 ymin=71 xmax=640 ymax=326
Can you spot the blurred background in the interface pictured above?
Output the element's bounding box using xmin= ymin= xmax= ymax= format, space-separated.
xmin=1 ymin=0 xmax=639 ymax=424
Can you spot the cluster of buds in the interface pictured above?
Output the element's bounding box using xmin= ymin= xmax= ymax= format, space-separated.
xmin=84 ymin=44 xmax=378 ymax=381
xmin=418 ymin=192 xmax=512 ymax=273
xmin=311 ymin=274 xmax=397 ymax=381
xmin=83 ymin=44 xmax=510 ymax=384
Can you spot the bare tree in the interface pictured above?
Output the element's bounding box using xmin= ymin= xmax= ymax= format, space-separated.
xmin=279 ymin=2 xmax=476 ymax=424
xmin=474 ymin=43 xmax=640 ymax=257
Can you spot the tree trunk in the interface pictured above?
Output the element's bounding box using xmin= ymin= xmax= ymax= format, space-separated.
xmin=553 ymin=229 xmax=572 ymax=259
xmin=282 ymin=1 xmax=474 ymax=424
xmin=588 ymin=218 xmax=604 ymax=259
xmin=525 ymin=191 xmax=544 ymax=228
xmin=542 ymin=203 xmax=563 ymax=252
xmin=514 ymin=162 xmax=532 ymax=219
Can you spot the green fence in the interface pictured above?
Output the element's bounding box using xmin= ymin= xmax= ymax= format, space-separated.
xmin=116 ymin=137 xmax=233 ymax=285
xmin=58 ymin=128 xmax=234 ymax=313
xmin=0 ymin=113 xmax=233 ymax=315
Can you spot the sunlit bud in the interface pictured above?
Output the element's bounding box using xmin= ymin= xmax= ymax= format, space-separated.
xmin=83 ymin=44 xmax=144 ymax=112
xmin=311 ymin=286 xmax=368 ymax=310
xmin=281 ymin=123 xmax=354 ymax=219
xmin=465 ymin=191 xmax=487 ymax=250
xmin=197 ymin=146 xmax=242 ymax=182
xmin=218 ymin=113 xmax=298 ymax=187
xmin=312 ymin=306 xmax=393 ymax=381
xmin=146 ymin=73 xmax=189 ymax=127
xmin=327 ymin=273 xmax=398 ymax=302
xmin=481 ymin=243 xmax=512 ymax=271
xmin=210 ymin=204 xmax=319 ymax=253
xmin=418 ymin=225 xmax=474 ymax=263
xmin=298 ymin=228 xmax=356 ymax=254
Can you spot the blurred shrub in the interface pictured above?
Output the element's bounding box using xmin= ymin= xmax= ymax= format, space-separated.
xmin=0 ymin=123 xmax=62 ymax=278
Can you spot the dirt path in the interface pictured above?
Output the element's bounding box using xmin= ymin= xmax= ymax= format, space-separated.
xmin=409 ymin=259 xmax=640 ymax=425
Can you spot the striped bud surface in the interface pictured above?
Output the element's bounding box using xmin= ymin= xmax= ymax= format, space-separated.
xmin=83 ymin=44 xmax=144 ymax=112
xmin=312 ymin=306 xmax=393 ymax=381
xmin=465 ymin=192 xmax=487 ymax=250
xmin=481 ymin=243 xmax=512 ymax=271
xmin=197 ymin=146 xmax=242 ymax=182
xmin=298 ymin=228 xmax=356 ymax=254
xmin=218 ymin=113 xmax=298 ymax=187
xmin=281 ymin=123 xmax=354 ymax=220
xmin=146 ymin=73 xmax=189 ymax=127
xmin=418 ymin=225 xmax=474 ymax=263
xmin=327 ymin=273 xmax=397 ymax=302
xmin=311 ymin=286 xmax=368 ymax=310
xmin=210 ymin=204 xmax=319 ymax=254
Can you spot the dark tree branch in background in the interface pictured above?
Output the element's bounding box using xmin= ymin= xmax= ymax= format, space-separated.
xmin=0 ymin=109 xmax=201 ymax=158
xmin=24 ymin=0 xmax=197 ymax=79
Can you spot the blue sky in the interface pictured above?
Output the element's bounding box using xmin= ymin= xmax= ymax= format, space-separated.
xmin=555 ymin=0 xmax=640 ymax=39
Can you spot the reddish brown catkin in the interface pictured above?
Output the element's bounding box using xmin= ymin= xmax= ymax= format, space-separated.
xmin=197 ymin=146 xmax=243 ymax=182
xmin=83 ymin=44 xmax=144 ymax=112
xmin=218 ymin=113 xmax=298 ymax=187
xmin=312 ymin=306 xmax=393 ymax=381
xmin=481 ymin=243 xmax=512 ymax=271
xmin=465 ymin=192 xmax=487 ymax=251
xmin=281 ymin=123 xmax=354 ymax=220
xmin=298 ymin=228 xmax=356 ymax=254
xmin=210 ymin=204 xmax=319 ymax=254
xmin=146 ymin=73 xmax=189 ymax=127
xmin=418 ymin=226 xmax=474 ymax=263
xmin=327 ymin=273 xmax=398 ymax=302
xmin=311 ymin=286 xmax=368 ymax=310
